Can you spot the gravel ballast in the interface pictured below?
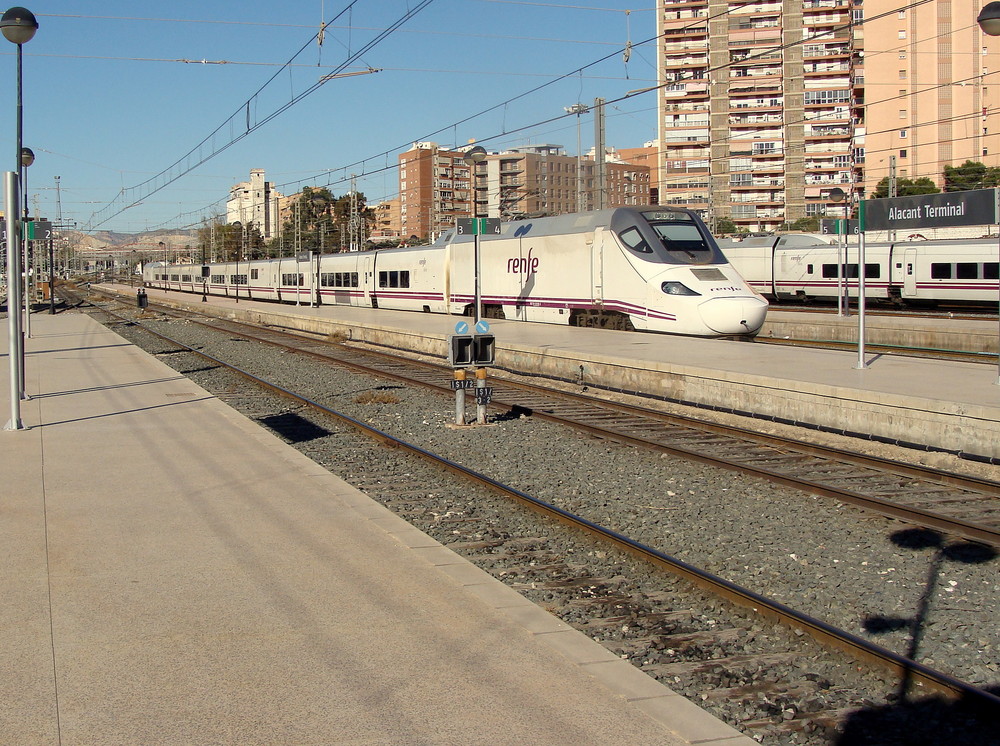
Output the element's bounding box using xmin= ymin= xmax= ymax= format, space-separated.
xmin=91 ymin=303 xmax=1000 ymax=744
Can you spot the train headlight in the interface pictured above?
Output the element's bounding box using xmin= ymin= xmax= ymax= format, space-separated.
xmin=661 ymin=281 xmax=701 ymax=296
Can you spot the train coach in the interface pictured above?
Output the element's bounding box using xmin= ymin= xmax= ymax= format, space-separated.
xmin=144 ymin=206 xmax=768 ymax=338
xmin=719 ymin=234 xmax=1000 ymax=307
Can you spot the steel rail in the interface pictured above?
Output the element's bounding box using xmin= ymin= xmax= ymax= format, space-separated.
xmin=79 ymin=295 xmax=1000 ymax=713
xmin=93 ymin=287 xmax=1000 ymax=547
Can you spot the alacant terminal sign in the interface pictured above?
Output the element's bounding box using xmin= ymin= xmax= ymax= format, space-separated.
xmin=862 ymin=188 xmax=998 ymax=231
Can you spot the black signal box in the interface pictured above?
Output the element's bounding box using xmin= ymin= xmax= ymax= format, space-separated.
xmin=449 ymin=334 xmax=495 ymax=367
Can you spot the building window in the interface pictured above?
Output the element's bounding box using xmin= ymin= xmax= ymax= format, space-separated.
xmin=899 ymin=50 xmax=907 ymax=59
xmin=898 ymin=30 xmax=906 ymax=39
xmin=899 ymin=149 xmax=908 ymax=158
xmin=899 ymin=130 xmax=908 ymax=138
xmin=899 ymin=110 xmax=906 ymax=119
xmin=899 ymin=70 xmax=907 ymax=79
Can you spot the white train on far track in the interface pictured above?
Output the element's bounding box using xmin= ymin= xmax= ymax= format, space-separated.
xmin=719 ymin=234 xmax=1000 ymax=307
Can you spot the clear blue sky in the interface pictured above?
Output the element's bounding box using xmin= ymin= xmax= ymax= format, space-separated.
xmin=1 ymin=1 xmax=660 ymax=233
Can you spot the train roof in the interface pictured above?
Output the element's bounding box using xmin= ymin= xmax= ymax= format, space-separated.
xmin=440 ymin=206 xmax=703 ymax=244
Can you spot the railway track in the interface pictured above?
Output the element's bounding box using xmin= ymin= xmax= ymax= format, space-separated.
xmin=90 ymin=287 xmax=1000 ymax=548
xmin=74 ymin=287 xmax=1000 ymax=743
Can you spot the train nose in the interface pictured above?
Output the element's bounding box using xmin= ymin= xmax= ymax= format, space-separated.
xmin=698 ymin=297 xmax=768 ymax=335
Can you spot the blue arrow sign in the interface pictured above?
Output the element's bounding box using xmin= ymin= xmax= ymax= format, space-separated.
xmin=475 ymin=320 xmax=490 ymax=334
xmin=454 ymin=321 xmax=469 ymax=334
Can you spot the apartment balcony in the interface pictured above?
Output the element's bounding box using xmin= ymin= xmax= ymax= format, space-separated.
xmin=804 ymin=63 xmax=850 ymax=75
xmin=729 ymin=101 xmax=783 ymax=113
xmin=804 ymin=174 xmax=853 ymax=186
xmin=730 ymin=178 xmax=785 ymax=188
xmin=662 ymin=25 xmax=709 ymax=39
xmin=803 ymin=14 xmax=849 ymax=28
xmin=803 ymin=0 xmax=849 ymax=8
xmin=728 ymin=18 xmax=780 ymax=31
xmin=731 ymin=194 xmax=784 ymax=205
xmin=729 ymin=114 xmax=784 ymax=126
xmin=663 ymin=55 xmax=709 ymax=70
xmin=730 ymin=68 xmax=782 ymax=80
xmin=802 ymin=45 xmax=850 ymax=60
xmin=806 ymin=127 xmax=850 ymax=139
xmin=663 ymin=81 xmax=709 ymax=97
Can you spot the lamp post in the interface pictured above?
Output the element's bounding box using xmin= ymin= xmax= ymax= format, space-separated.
xmin=979 ymin=3 xmax=1000 ymax=384
xmin=20 ymin=145 xmax=32 ymax=338
xmin=2 ymin=5 xmax=37 ymax=430
xmin=158 ymin=241 xmax=166 ymax=291
xmin=230 ymin=223 xmax=241 ymax=303
xmin=829 ymin=187 xmax=848 ymax=317
xmin=463 ymin=146 xmax=488 ymax=325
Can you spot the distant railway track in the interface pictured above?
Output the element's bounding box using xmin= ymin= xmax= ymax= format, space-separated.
xmin=755 ymin=334 xmax=996 ymax=363
xmin=70 ymin=287 xmax=1000 ymax=742
xmin=87 ymin=285 xmax=1000 ymax=547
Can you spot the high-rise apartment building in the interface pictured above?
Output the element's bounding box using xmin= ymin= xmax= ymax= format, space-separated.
xmin=656 ymin=0 xmax=1000 ymax=232
xmin=399 ymin=142 xmax=651 ymax=240
xmin=863 ymin=0 xmax=1000 ymax=195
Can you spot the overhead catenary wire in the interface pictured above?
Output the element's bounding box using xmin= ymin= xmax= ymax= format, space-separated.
xmin=82 ymin=0 xmax=436 ymax=233
xmin=146 ymin=0 xmax=983 ymax=234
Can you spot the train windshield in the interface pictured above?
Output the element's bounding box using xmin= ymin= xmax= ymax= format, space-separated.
xmin=614 ymin=210 xmax=723 ymax=265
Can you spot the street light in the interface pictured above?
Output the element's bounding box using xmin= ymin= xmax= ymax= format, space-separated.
xmin=978 ymin=2 xmax=1000 ymax=35
xmin=978 ymin=3 xmax=1000 ymax=383
xmin=463 ymin=146 xmax=487 ymax=325
xmin=829 ymin=187 xmax=848 ymax=317
xmin=2 ymin=5 xmax=37 ymax=431
xmin=20 ymin=145 xmax=32 ymax=338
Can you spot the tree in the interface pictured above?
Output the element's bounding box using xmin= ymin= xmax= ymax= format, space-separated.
xmin=713 ymin=217 xmax=738 ymax=235
xmin=872 ymin=176 xmax=939 ymax=199
xmin=778 ymin=217 xmax=821 ymax=232
xmin=270 ymin=187 xmax=374 ymax=254
xmin=943 ymin=160 xmax=1000 ymax=192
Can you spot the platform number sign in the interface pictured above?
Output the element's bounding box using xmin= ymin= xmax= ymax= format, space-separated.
xmin=456 ymin=217 xmax=500 ymax=235
xmin=0 ymin=218 xmax=52 ymax=242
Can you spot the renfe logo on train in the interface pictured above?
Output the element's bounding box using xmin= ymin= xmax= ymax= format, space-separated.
xmin=508 ymin=248 xmax=539 ymax=275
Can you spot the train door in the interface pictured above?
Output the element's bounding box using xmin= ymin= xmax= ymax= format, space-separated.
xmin=591 ymin=227 xmax=605 ymax=307
xmin=902 ymin=248 xmax=917 ymax=297
xmin=364 ymin=254 xmax=377 ymax=307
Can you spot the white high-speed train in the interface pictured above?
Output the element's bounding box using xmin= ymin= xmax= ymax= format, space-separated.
xmin=144 ymin=206 xmax=768 ymax=337
xmin=719 ymin=234 xmax=1000 ymax=307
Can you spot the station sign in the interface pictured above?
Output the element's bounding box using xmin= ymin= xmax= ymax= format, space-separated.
xmin=861 ymin=188 xmax=998 ymax=231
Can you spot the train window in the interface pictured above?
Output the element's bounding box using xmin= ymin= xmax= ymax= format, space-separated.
xmin=379 ymin=271 xmax=410 ymax=288
xmin=821 ymin=264 xmax=880 ymax=279
xmin=211 ymin=274 xmax=225 ymax=284
xmin=230 ymin=274 xmax=247 ymax=285
xmin=931 ymin=263 xmax=952 ymax=279
xmin=985 ymin=263 xmax=999 ymax=280
xmin=619 ymin=227 xmax=652 ymax=254
xmin=807 ymin=264 xmax=814 ymax=274
xmin=957 ymin=263 xmax=978 ymax=280
xmin=170 ymin=274 xmax=179 ymax=281
xmin=181 ymin=275 xmax=192 ymax=283
xmin=251 ymin=269 xmax=260 ymax=280
xmin=651 ymin=221 xmax=713 ymax=263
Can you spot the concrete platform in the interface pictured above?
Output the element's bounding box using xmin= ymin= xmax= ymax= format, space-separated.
xmin=0 ymin=311 xmax=753 ymax=745
xmin=102 ymin=283 xmax=1000 ymax=462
